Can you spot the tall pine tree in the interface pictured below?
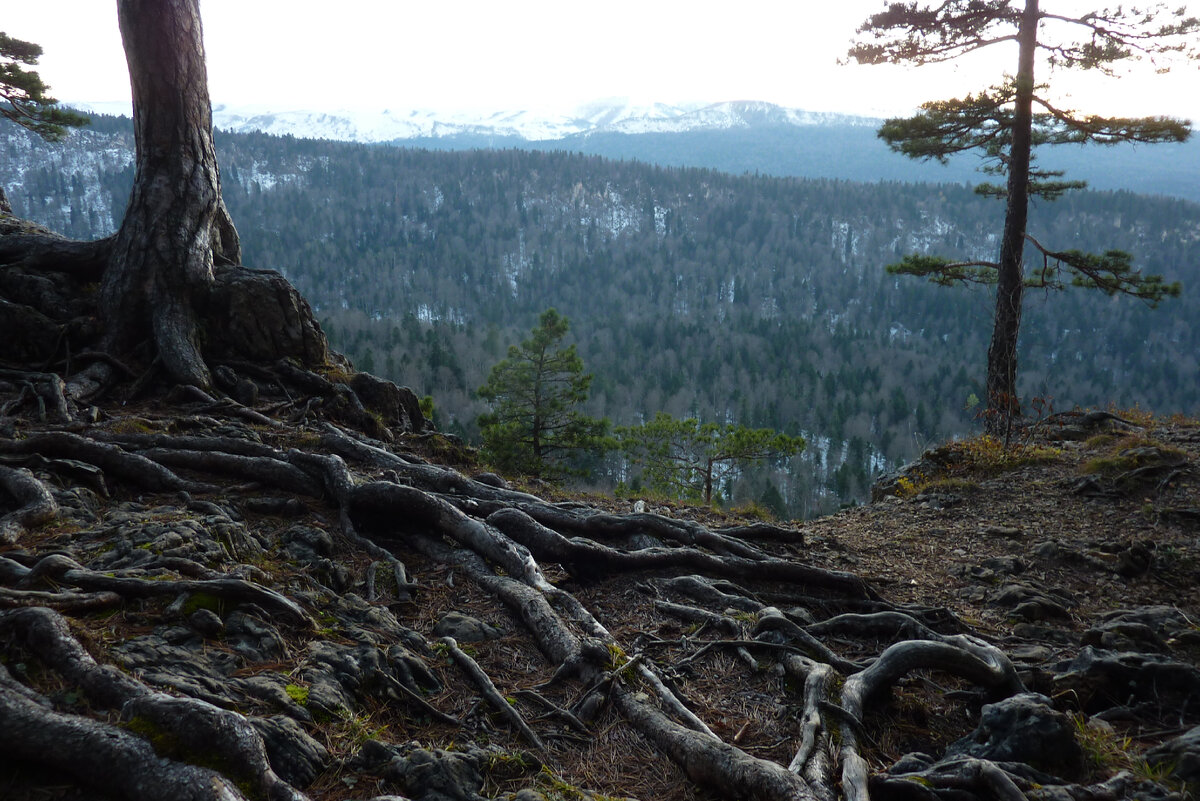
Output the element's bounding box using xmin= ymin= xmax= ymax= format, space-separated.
xmin=849 ymin=1 xmax=1195 ymax=430
xmin=0 ymin=32 xmax=88 ymax=142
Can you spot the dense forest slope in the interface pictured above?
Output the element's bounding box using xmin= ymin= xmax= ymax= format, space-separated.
xmin=4 ymin=115 xmax=1199 ymax=515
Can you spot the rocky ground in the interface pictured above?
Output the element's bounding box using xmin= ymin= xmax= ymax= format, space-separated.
xmin=1 ymin=382 xmax=1199 ymax=800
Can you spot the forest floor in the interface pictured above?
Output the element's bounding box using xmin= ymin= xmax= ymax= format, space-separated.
xmin=1 ymin=395 xmax=1198 ymax=801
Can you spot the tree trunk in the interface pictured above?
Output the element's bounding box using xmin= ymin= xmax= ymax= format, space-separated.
xmin=985 ymin=0 xmax=1039 ymax=432
xmin=100 ymin=0 xmax=238 ymax=389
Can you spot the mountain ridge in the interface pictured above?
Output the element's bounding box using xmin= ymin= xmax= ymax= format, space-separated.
xmin=71 ymin=98 xmax=883 ymax=143
xmin=69 ymin=98 xmax=1200 ymax=204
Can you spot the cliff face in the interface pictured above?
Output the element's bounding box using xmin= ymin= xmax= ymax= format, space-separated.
xmin=2 ymin=351 xmax=1198 ymax=801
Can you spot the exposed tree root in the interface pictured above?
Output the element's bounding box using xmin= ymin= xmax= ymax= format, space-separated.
xmin=0 ymin=607 xmax=307 ymax=801
xmin=0 ymin=362 xmax=1193 ymax=801
xmin=0 ymin=464 xmax=58 ymax=544
xmin=486 ymin=506 xmax=878 ymax=599
xmin=0 ymin=431 xmax=215 ymax=493
xmin=440 ymin=635 xmax=548 ymax=752
xmin=0 ymin=369 xmax=71 ymax=422
xmin=1 ymin=553 xmax=313 ymax=628
xmin=0 ymin=414 xmax=1040 ymax=801
xmin=0 ymin=231 xmax=112 ymax=276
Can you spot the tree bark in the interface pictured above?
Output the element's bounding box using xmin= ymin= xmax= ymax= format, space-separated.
xmin=101 ymin=0 xmax=238 ymax=389
xmin=985 ymin=0 xmax=1039 ymax=431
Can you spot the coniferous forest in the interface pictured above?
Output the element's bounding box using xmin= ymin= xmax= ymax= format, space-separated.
xmin=6 ymin=115 xmax=1199 ymax=516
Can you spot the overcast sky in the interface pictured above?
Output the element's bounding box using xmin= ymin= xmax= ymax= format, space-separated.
xmin=6 ymin=1 xmax=1200 ymax=120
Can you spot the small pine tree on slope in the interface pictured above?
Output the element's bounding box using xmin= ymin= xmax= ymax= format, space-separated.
xmin=477 ymin=309 xmax=609 ymax=478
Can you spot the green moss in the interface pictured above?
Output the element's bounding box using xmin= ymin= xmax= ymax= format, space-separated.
xmin=180 ymin=592 xmax=225 ymax=617
xmin=1081 ymin=438 xmax=1186 ymax=476
xmin=284 ymin=683 xmax=309 ymax=706
xmin=485 ymin=749 xmax=540 ymax=780
xmin=537 ymin=765 xmax=608 ymax=800
xmin=108 ymin=418 xmax=158 ymax=434
xmin=919 ymin=477 xmax=981 ymax=495
xmin=604 ymin=642 xmax=633 ymax=675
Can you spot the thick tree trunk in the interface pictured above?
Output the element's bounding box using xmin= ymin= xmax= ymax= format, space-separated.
xmin=100 ymin=0 xmax=238 ymax=389
xmin=985 ymin=0 xmax=1039 ymax=432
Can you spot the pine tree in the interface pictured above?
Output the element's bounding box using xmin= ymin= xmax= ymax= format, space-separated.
xmin=618 ymin=412 xmax=804 ymax=504
xmin=0 ymin=32 xmax=89 ymax=141
xmin=477 ymin=309 xmax=609 ymax=478
xmin=849 ymin=1 xmax=1194 ymax=430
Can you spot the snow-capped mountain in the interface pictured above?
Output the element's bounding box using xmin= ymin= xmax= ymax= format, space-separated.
xmin=210 ymin=105 xmax=582 ymax=142
xmin=587 ymin=100 xmax=877 ymax=135
xmin=189 ymin=99 xmax=876 ymax=144
xmin=204 ymin=100 xmax=876 ymax=144
xmin=70 ymin=98 xmax=876 ymax=144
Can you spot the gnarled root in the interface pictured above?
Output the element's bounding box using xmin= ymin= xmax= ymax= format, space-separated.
xmin=0 ymin=465 xmax=58 ymax=545
xmin=0 ymin=606 xmax=307 ymax=801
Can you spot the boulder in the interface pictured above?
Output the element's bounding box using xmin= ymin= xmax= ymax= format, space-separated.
xmin=350 ymin=371 xmax=429 ymax=434
xmin=946 ymin=692 xmax=1083 ymax=778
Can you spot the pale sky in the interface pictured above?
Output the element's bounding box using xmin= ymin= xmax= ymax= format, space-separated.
xmin=6 ymin=1 xmax=1200 ymax=121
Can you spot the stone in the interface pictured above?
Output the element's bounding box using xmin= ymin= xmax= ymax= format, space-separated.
xmin=1146 ymin=725 xmax=1200 ymax=788
xmin=1054 ymin=646 xmax=1200 ymax=713
xmin=1033 ymin=540 xmax=1064 ymax=559
xmin=327 ymin=592 xmax=417 ymax=644
xmin=433 ymin=611 xmax=504 ymax=642
xmin=350 ymin=371 xmax=428 ymax=434
xmin=207 ymin=264 xmax=329 ymax=368
xmin=234 ymin=378 xmax=260 ymax=407
xmin=1088 ymin=607 xmax=1197 ymax=654
xmin=980 ymin=556 xmax=1026 ymax=575
xmin=1082 ymin=620 xmax=1167 ymax=653
xmin=352 ymin=740 xmax=487 ymax=801
xmin=189 ymin=608 xmax=225 ymax=638
xmin=1008 ymin=645 xmax=1054 ymax=663
xmin=298 ymin=640 xmax=440 ymax=718
xmin=282 ymin=525 xmax=334 ymax=562
xmin=888 ymin=752 xmax=936 ymax=774
xmin=0 ymin=299 xmax=60 ymax=363
xmin=472 ymin=472 xmax=508 ymax=489
xmin=1011 ymin=624 xmax=1073 ymax=645
xmin=509 ymin=790 xmax=547 ymax=801
xmin=238 ymin=674 xmax=313 ymax=722
xmin=1011 ymin=599 xmax=1071 ymax=621
xmin=1113 ymin=543 xmax=1153 ymax=577
xmin=989 ymin=583 xmax=1072 ymax=620
xmin=225 ymin=610 xmax=286 ymax=662
xmin=250 ymin=714 xmax=330 ymax=788
xmin=946 ymin=692 xmax=1083 ymax=778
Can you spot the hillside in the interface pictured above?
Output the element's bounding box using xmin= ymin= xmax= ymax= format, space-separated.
xmin=4 ymin=117 xmax=1200 ymax=516
xmin=2 ymin=358 xmax=1199 ymax=800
